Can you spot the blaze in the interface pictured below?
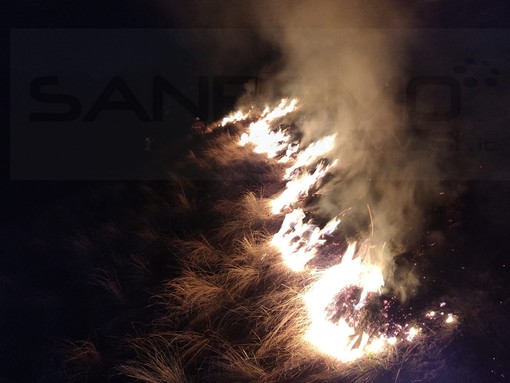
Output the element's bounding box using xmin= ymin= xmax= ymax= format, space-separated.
xmin=302 ymin=243 xmax=391 ymax=362
xmin=227 ymin=97 xmax=457 ymax=363
xmin=270 ymin=160 xmax=337 ymax=215
xmin=238 ymin=98 xmax=298 ymax=158
xmin=271 ymin=209 xmax=341 ymax=272
xmin=220 ymin=109 xmax=252 ymax=127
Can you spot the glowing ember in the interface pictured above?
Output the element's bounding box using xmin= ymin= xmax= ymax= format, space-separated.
xmin=405 ymin=326 xmax=421 ymax=342
xmin=426 ymin=311 xmax=436 ymax=318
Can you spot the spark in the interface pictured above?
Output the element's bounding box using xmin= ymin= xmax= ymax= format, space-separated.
xmin=405 ymin=326 xmax=421 ymax=342
xmin=426 ymin=311 xmax=436 ymax=318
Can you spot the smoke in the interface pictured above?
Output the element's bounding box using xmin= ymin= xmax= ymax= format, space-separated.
xmin=161 ymin=1 xmax=457 ymax=297
xmin=242 ymin=2 xmax=451 ymax=300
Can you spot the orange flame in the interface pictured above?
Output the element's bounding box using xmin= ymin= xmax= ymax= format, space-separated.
xmin=230 ymin=98 xmax=457 ymax=363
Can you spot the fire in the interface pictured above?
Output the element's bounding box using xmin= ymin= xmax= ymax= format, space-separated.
xmin=270 ymin=160 xmax=337 ymax=215
xmin=220 ymin=109 xmax=252 ymax=127
xmin=302 ymin=243 xmax=391 ymax=362
xmin=282 ymin=134 xmax=336 ymax=177
xmin=227 ymin=98 xmax=458 ymax=363
xmin=238 ymin=98 xmax=298 ymax=158
xmin=271 ymin=209 xmax=341 ymax=271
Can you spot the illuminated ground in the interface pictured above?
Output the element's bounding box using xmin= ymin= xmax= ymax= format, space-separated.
xmin=1 ymin=113 xmax=509 ymax=382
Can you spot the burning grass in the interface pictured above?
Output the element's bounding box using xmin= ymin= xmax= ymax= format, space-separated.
xmin=54 ymin=99 xmax=467 ymax=382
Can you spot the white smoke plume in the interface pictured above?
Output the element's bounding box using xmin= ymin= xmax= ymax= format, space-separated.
xmin=227 ymin=1 xmax=455 ymax=300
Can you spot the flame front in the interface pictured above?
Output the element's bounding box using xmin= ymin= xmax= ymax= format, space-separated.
xmin=239 ymin=98 xmax=298 ymax=158
xmin=302 ymin=243 xmax=389 ymax=361
xmin=226 ymin=98 xmax=456 ymax=363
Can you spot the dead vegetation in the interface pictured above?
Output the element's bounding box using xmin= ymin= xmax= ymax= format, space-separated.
xmin=55 ymin=121 xmax=457 ymax=383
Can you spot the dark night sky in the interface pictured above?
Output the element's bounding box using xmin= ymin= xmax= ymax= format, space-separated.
xmin=3 ymin=1 xmax=510 ymax=382
xmin=4 ymin=0 xmax=510 ymax=180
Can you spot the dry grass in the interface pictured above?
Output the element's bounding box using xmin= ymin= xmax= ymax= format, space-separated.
xmin=166 ymin=173 xmax=198 ymax=215
xmin=89 ymin=267 xmax=126 ymax=304
xmin=119 ymin=342 xmax=188 ymax=383
xmin=128 ymin=252 xmax=154 ymax=285
xmin=212 ymin=192 xmax=275 ymax=242
xmin=182 ymin=133 xmax=284 ymax=191
xmin=111 ymin=124 xmax=367 ymax=382
xmin=61 ymin=339 xmax=102 ymax=382
xmin=57 ymin=120 xmax=454 ymax=383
